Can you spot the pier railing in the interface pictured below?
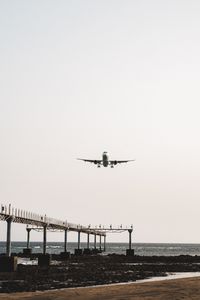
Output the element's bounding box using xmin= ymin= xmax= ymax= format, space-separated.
xmin=0 ymin=204 xmax=105 ymax=235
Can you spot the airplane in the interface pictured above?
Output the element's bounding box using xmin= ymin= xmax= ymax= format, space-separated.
xmin=77 ymin=152 xmax=135 ymax=168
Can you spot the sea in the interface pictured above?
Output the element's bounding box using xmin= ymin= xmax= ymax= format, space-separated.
xmin=1 ymin=242 xmax=200 ymax=256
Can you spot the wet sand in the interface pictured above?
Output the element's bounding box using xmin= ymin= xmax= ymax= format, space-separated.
xmin=0 ymin=276 xmax=200 ymax=300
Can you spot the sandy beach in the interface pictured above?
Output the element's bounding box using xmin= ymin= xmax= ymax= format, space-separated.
xmin=0 ymin=276 xmax=200 ymax=300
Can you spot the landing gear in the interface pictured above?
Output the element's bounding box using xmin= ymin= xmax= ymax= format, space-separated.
xmin=97 ymin=165 xmax=101 ymax=168
xmin=111 ymin=165 xmax=114 ymax=168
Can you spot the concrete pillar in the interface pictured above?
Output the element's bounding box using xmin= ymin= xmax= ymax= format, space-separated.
xmin=26 ymin=228 xmax=31 ymax=249
xmin=0 ymin=256 xmax=18 ymax=272
xmin=126 ymin=229 xmax=134 ymax=256
xmin=74 ymin=231 xmax=83 ymax=255
xmin=43 ymin=225 xmax=47 ymax=255
xmin=94 ymin=234 xmax=97 ymax=249
xmin=23 ymin=227 xmax=32 ymax=255
xmin=104 ymin=235 xmax=106 ymax=252
xmin=87 ymin=232 xmax=90 ymax=249
xmin=60 ymin=229 xmax=70 ymax=259
xmin=128 ymin=229 xmax=133 ymax=250
xmin=64 ymin=229 xmax=68 ymax=252
xmin=77 ymin=231 xmax=80 ymax=249
xmin=99 ymin=235 xmax=102 ymax=251
xmin=38 ymin=254 xmax=51 ymax=267
xmin=6 ymin=217 xmax=13 ymax=257
xmin=83 ymin=233 xmax=91 ymax=255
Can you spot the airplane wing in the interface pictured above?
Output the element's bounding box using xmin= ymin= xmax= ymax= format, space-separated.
xmin=77 ymin=158 xmax=102 ymax=164
xmin=109 ymin=159 xmax=135 ymax=165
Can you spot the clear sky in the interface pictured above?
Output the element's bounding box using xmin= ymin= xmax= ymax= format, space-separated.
xmin=1 ymin=0 xmax=200 ymax=243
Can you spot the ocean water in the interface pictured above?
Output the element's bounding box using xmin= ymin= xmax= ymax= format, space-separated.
xmin=1 ymin=242 xmax=200 ymax=256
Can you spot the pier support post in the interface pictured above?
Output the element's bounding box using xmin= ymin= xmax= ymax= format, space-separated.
xmin=64 ymin=229 xmax=68 ymax=252
xmin=0 ymin=216 xmax=18 ymax=272
xmin=26 ymin=228 xmax=31 ymax=249
xmin=83 ymin=233 xmax=91 ymax=254
xmin=104 ymin=235 xmax=106 ymax=252
xmin=78 ymin=231 xmax=80 ymax=249
xmin=38 ymin=224 xmax=51 ymax=267
xmin=94 ymin=234 xmax=97 ymax=249
xmin=60 ymin=229 xmax=71 ymax=259
xmin=6 ymin=217 xmax=12 ymax=257
xmin=99 ymin=235 xmax=102 ymax=252
xmin=75 ymin=231 xmax=83 ymax=255
xmin=126 ymin=229 xmax=134 ymax=256
xmin=92 ymin=233 xmax=99 ymax=254
xmin=87 ymin=232 xmax=90 ymax=249
xmin=23 ymin=227 xmax=32 ymax=255
xmin=43 ymin=224 xmax=47 ymax=255
xmin=129 ymin=229 xmax=132 ymax=250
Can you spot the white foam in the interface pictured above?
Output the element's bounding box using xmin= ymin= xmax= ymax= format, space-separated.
xmin=133 ymin=272 xmax=200 ymax=283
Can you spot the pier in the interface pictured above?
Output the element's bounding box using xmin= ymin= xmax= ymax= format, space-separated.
xmin=0 ymin=204 xmax=134 ymax=271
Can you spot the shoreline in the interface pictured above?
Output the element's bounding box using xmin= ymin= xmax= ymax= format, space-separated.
xmin=62 ymin=271 xmax=200 ymax=289
xmin=0 ymin=276 xmax=200 ymax=300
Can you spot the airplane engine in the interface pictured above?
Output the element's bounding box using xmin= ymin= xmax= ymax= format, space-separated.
xmin=113 ymin=160 xmax=117 ymax=165
xmin=94 ymin=160 xmax=98 ymax=164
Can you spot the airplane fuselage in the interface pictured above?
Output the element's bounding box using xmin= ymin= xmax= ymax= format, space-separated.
xmin=102 ymin=152 xmax=109 ymax=167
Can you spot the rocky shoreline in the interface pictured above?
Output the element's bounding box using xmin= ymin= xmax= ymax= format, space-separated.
xmin=1 ymin=254 xmax=200 ymax=293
